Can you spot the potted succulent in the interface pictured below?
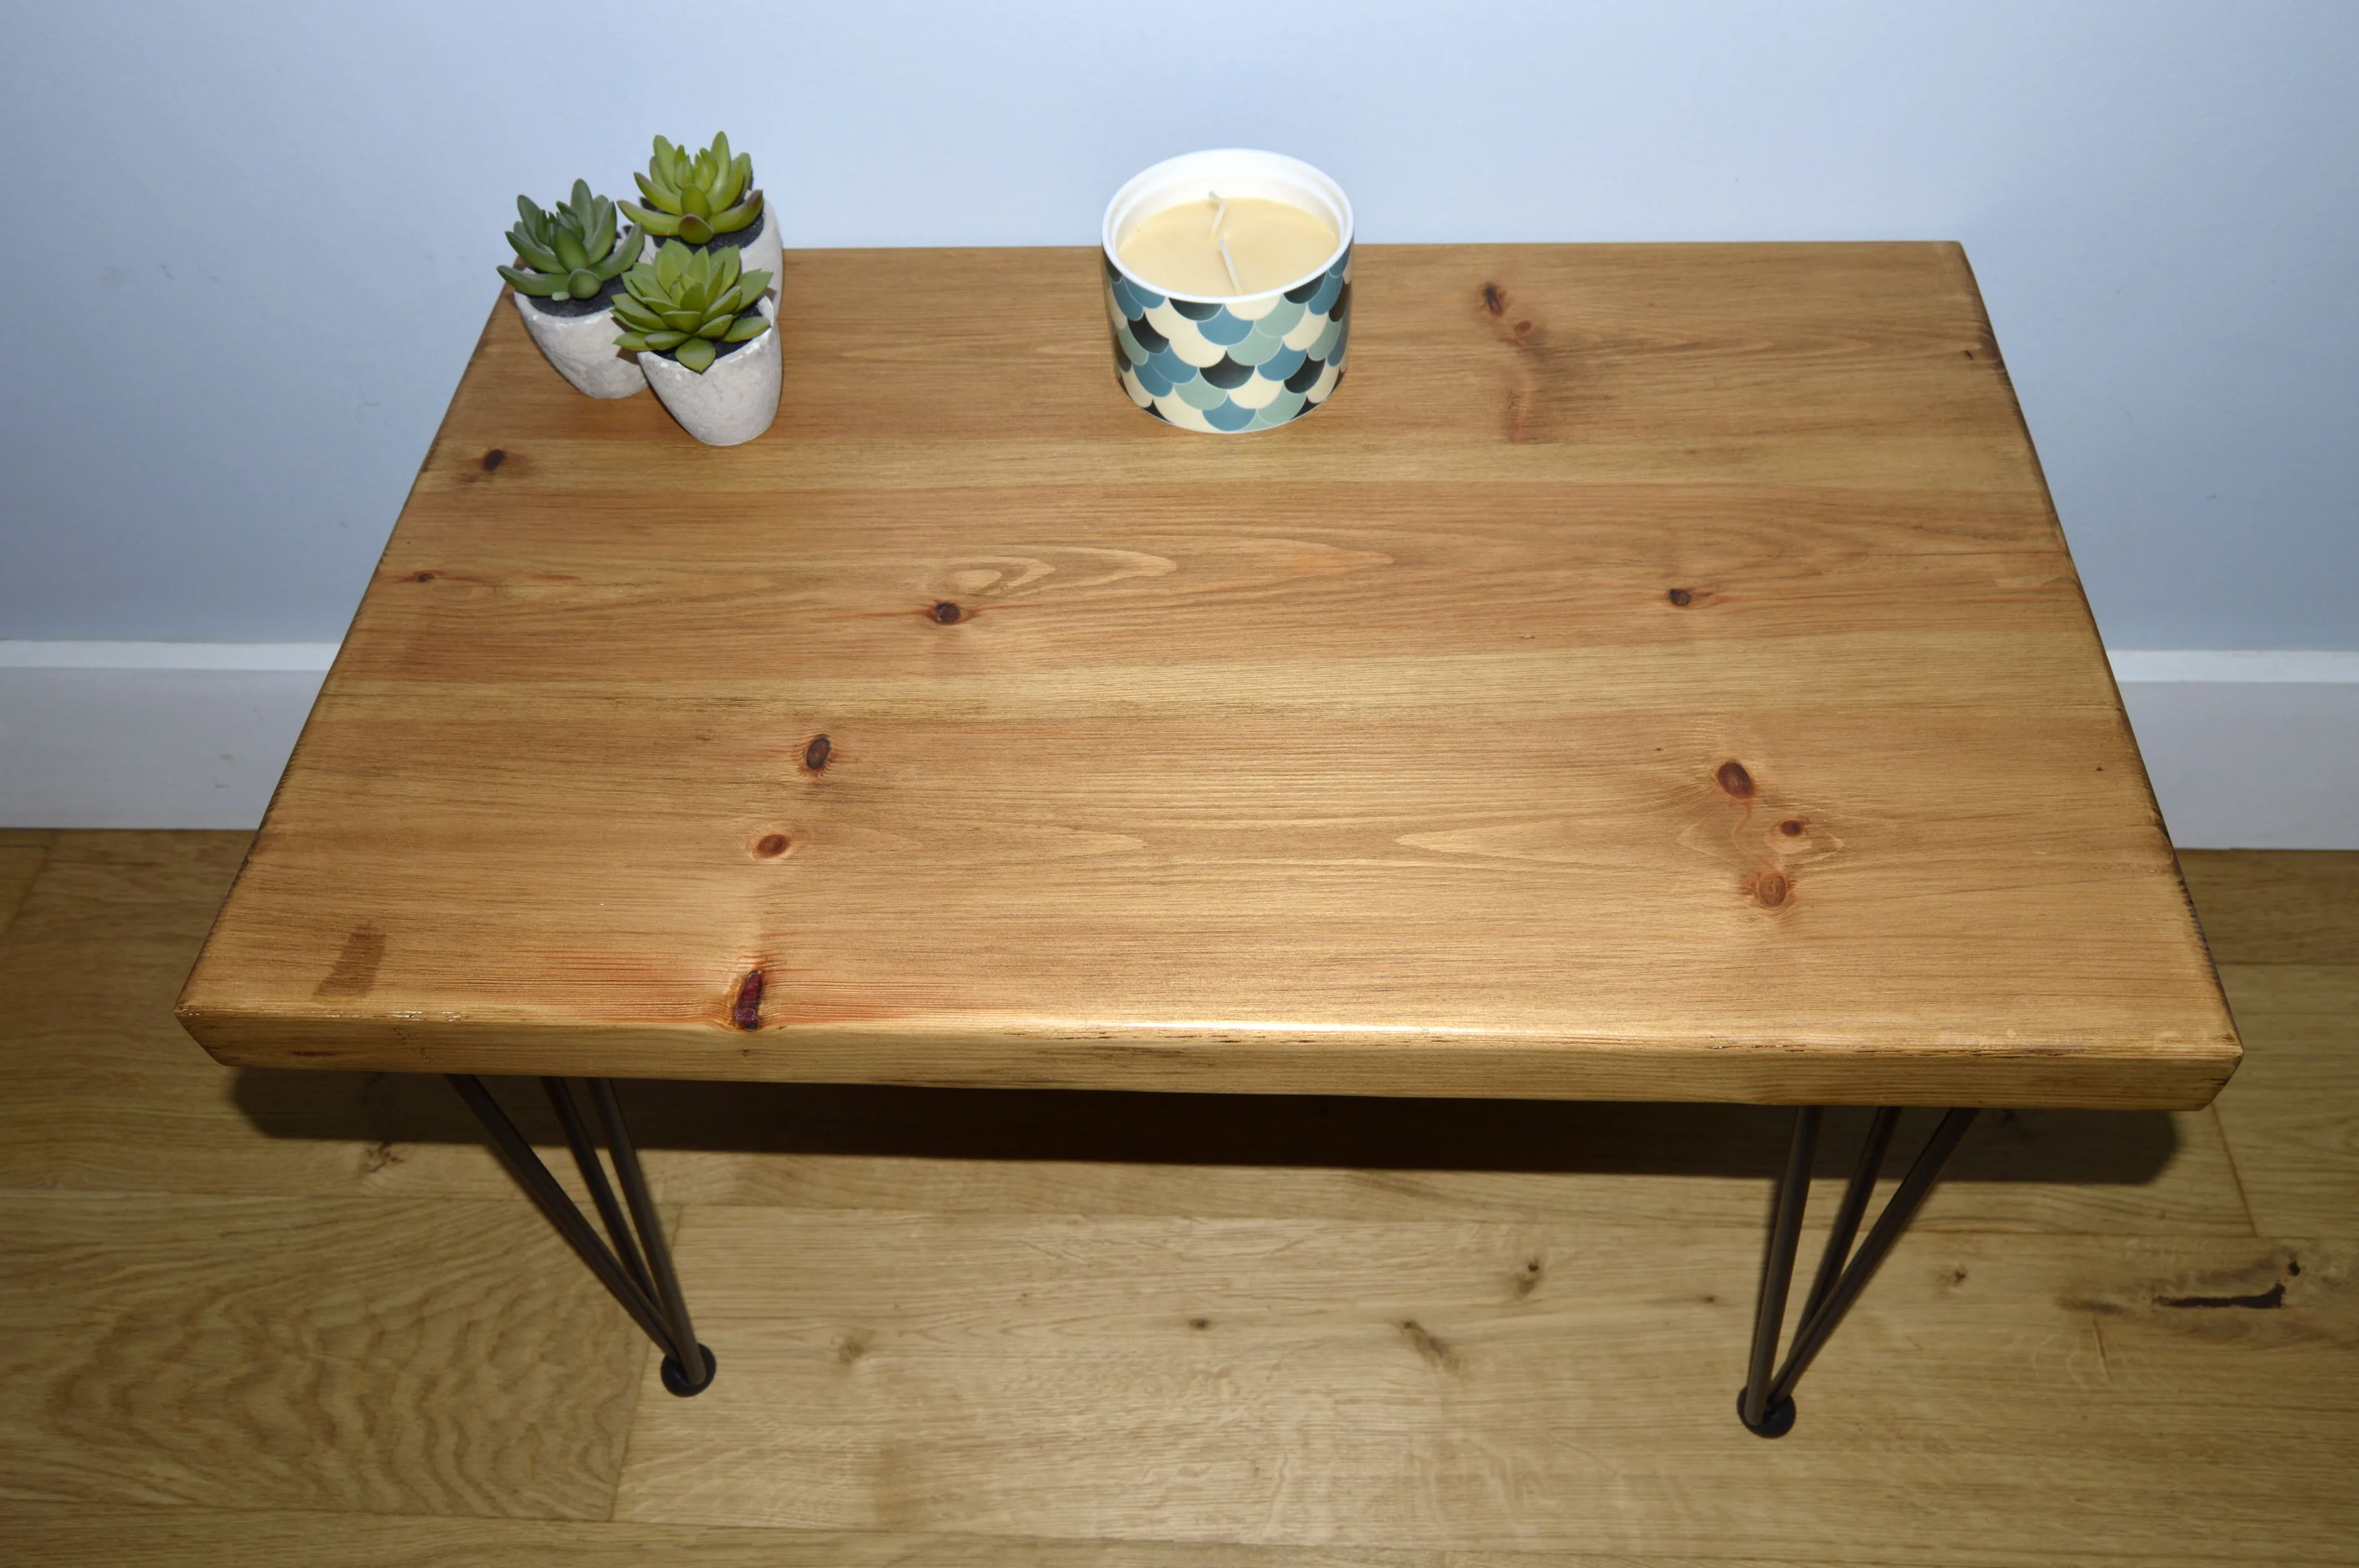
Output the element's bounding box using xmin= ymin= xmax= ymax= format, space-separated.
xmin=615 ymin=239 xmax=779 ymax=446
xmin=497 ymin=180 xmax=647 ymax=398
xmin=618 ymin=132 xmax=780 ymax=281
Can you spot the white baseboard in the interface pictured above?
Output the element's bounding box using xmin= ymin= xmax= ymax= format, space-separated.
xmin=0 ymin=643 xmax=335 ymax=831
xmin=2108 ymin=650 xmax=2359 ymax=849
xmin=2 ymin=643 xmax=2353 ymax=847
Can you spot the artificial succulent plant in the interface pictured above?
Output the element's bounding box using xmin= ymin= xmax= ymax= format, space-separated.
xmin=612 ymin=238 xmax=773 ymax=373
xmin=618 ymin=132 xmax=764 ymax=245
xmin=497 ymin=179 xmax=642 ymax=299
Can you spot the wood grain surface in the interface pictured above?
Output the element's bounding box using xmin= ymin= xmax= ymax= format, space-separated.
xmin=2212 ymin=965 xmax=2359 ymax=1234
xmin=618 ymin=1213 xmax=2348 ymax=1557
xmin=2179 ymin=850 xmax=2359 ymax=965
xmin=3 ymin=836 xmax=2352 ymax=1561
xmin=177 ymin=244 xmax=2235 ymax=1106
xmin=0 ymin=1190 xmax=644 ymax=1519
xmin=0 ymin=829 xmax=50 ymax=942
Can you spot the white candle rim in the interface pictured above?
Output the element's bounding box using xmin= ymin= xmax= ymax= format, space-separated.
xmin=1102 ymin=149 xmax=1354 ymax=304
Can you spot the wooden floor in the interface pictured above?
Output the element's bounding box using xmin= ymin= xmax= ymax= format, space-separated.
xmin=0 ymin=832 xmax=2351 ymax=1564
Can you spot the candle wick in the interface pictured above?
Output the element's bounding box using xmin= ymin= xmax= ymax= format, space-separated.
xmin=1208 ymin=191 xmax=1226 ymax=237
xmin=1217 ymin=235 xmax=1240 ymax=291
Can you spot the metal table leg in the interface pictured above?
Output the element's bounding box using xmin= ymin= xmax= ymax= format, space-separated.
xmin=1737 ymin=1105 xmax=1980 ymax=1436
xmin=450 ymin=1073 xmax=717 ymax=1396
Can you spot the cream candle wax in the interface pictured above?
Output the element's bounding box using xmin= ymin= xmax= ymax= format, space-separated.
xmin=1118 ymin=196 xmax=1337 ymax=298
xmin=1101 ymin=150 xmax=1354 ymax=433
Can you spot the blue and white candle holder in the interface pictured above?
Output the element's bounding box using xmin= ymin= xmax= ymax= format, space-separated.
xmin=1100 ymin=150 xmax=1354 ymax=434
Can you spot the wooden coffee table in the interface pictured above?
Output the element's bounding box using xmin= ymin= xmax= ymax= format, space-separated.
xmin=178 ymin=243 xmax=2238 ymax=1433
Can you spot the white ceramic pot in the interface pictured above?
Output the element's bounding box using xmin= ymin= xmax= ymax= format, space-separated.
xmin=506 ymin=222 xmax=660 ymax=397
xmin=512 ymin=288 xmax=645 ymax=399
xmin=639 ymin=298 xmax=780 ymax=446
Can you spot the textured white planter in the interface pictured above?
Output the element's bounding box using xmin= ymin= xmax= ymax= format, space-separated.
xmin=504 ymin=222 xmax=659 ymax=397
xmin=640 ymin=299 xmax=780 ymax=446
xmin=511 ymin=290 xmax=645 ymax=399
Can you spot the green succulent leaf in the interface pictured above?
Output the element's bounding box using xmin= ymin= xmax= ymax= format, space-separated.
xmin=566 ymin=268 xmax=602 ymax=299
xmin=660 ymin=308 xmax=703 ymax=332
xmin=611 ymin=298 xmax=665 ymax=332
xmin=737 ymin=267 xmax=773 ymax=301
xmin=708 ymin=154 xmax=745 ymax=211
xmin=620 ymin=202 xmax=680 ymax=236
xmin=552 ymin=231 xmax=589 ymax=271
xmin=615 ymin=329 xmax=649 ymax=352
xmin=678 ymin=213 xmax=713 ymax=245
xmin=591 ymin=223 xmax=642 ymax=281
xmin=507 ymin=231 xmax=563 ymax=273
xmin=643 ymin=329 xmax=689 ymax=350
xmin=675 ymin=337 xmax=717 ymax=373
xmin=703 ymin=191 xmax=761 ymax=236
xmin=497 ymin=263 xmax=560 ymax=296
xmin=723 ymin=312 xmax=769 ymax=342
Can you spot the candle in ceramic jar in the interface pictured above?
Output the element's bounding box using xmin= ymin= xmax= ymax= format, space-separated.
xmin=1101 ymin=149 xmax=1355 ymax=434
xmin=1117 ymin=196 xmax=1339 ymax=299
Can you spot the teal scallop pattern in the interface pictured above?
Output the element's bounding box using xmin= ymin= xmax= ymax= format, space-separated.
xmin=1105 ymin=245 xmax=1351 ymax=433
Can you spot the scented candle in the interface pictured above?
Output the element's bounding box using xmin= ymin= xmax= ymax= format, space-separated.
xmin=1101 ymin=150 xmax=1354 ymax=434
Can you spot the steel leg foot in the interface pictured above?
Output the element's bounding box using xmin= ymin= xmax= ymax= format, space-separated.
xmin=662 ymin=1343 xmax=719 ymax=1397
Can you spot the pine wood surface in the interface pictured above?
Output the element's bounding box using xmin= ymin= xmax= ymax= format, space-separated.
xmin=4 ymin=837 xmax=2249 ymax=1234
xmin=0 ymin=835 xmax=2351 ymax=1561
xmin=176 ymin=244 xmax=2234 ymax=1108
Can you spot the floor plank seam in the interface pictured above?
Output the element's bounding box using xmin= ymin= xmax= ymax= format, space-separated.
xmin=602 ymin=1202 xmax=678 ymax=1523
xmin=2205 ymin=1102 xmax=2264 ymax=1235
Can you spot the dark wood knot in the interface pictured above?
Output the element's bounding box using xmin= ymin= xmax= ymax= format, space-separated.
xmin=732 ymin=969 xmax=765 ymax=1030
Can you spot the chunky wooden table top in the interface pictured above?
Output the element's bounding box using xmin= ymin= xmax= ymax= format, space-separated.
xmin=178 ymin=243 xmax=2237 ymax=1108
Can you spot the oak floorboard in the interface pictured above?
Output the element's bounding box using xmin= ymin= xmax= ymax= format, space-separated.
xmin=0 ymin=1501 xmax=2305 ymax=1568
xmin=615 ymin=1212 xmax=2352 ymax=1558
xmin=2178 ymin=850 xmax=2359 ymax=965
xmin=0 ymin=1190 xmax=643 ymax=1521
xmin=0 ymin=827 xmax=51 ymax=942
xmin=2210 ymin=965 xmax=2359 ymax=1235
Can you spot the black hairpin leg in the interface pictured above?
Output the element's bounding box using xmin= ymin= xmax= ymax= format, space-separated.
xmin=449 ymin=1074 xmax=716 ymax=1396
xmin=1737 ymin=1105 xmax=1979 ymax=1436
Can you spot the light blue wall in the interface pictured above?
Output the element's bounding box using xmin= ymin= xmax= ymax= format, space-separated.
xmin=4 ymin=1 xmax=2353 ymax=647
